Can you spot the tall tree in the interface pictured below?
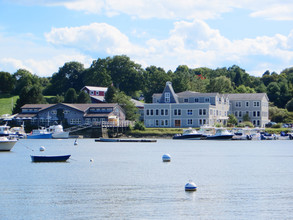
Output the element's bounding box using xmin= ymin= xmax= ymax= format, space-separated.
xmin=77 ymin=91 xmax=91 ymax=103
xmin=113 ymin=91 xmax=139 ymax=121
xmin=104 ymin=85 xmax=117 ymax=103
xmin=143 ymin=66 xmax=171 ymax=103
xmin=48 ymin=62 xmax=85 ymax=95
xmin=83 ymin=57 xmax=112 ymax=87
xmin=108 ymin=55 xmax=144 ymax=96
xmin=267 ymin=82 xmax=280 ymax=107
xmin=64 ymin=88 xmax=78 ymax=103
xmin=0 ymin=71 xmax=15 ymax=93
xmin=207 ymin=76 xmax=233 ymax=93
xmin=13 ymin=69 xmax=40 ymax=95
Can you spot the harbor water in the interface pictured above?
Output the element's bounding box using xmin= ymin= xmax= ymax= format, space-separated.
xmin=1 ymin=139 xmax=293 ymax=219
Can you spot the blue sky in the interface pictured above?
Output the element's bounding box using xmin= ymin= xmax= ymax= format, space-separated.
xmin=0 ymin=0 xmax=292 ymax=77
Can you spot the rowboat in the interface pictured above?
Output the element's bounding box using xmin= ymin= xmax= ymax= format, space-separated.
xmin=31 ymin=155 xmax=71 ymax=162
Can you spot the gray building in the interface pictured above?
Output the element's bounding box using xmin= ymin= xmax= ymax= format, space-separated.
xmin=15 ymin=103 xmax=126 ymax=126
xmin=144 ymin=82 xmax=269 ymax=128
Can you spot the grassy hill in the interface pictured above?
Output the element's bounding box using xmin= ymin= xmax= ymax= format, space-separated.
xmin=0 ymin=94 xmax=18 ymax=115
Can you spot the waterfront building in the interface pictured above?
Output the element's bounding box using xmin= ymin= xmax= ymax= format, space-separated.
xmin=144 ymin=82 xmax=269 ymax=128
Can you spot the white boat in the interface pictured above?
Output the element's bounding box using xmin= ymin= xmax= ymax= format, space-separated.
xmin=277 ymin=131 xmax=293 ymax=140
xmin=232 ymin=127 xmax=252 ymax=140
xmin=27 ymin=127 xmax=53 ymax=139
xmin=0 ymin=136 xmax=18 ymax=151
xmin=173 ymin=127 xmax=207 ymax=140
xmin=200 ymin=126 xmax=234 ymax=140
xmin=0 ymin=124 xmax=12 ymax=137
xmin=48 ymin=124 xmax=69 ymax=139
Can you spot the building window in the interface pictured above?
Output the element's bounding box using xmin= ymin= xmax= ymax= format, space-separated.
xmin=165 ymin=120 xmax=168 ymax=126
xmin=174 ymin=109 xmax=177 ymax=116
xmin=205 ymin=98 xmax=210 ymax=103
xmin=156 ymin=109 xmax=159 ymax=115
xmin=165 ymin=109 xmax=168 ymax=115
xmin=165 ymin=92 xmax=170 ymax=103
xmin=199 ymin=119 xmax=206 ymax=125
xmin=236 ymin=101 xmax=242 ymax=107
xmin=203 ymin=109 xmax=206 ymax=115
xmin=150 ymin=109 xmax=153 ymax=115
xmin=161 ymin=120 xmax=164 ymax=126
xmin=253 ymin=111 xmax=256 ymax=117
xmin=155 ymin=120 xmax=159 ymax=126
xmin=187 ymin=110 xmax=192 ymax=115
xmin=199 ymin=109 xmax=202 ymax=115
xmin=257 ymin=111 xmax=260 ymax=117
xmin=161 ymin=109 xmax=164 ymax=115
xmin=146 ymin=109 xmax=149 ymax=116
xmin=245 ymin=101 xmax=249 ymax=107
xmin=235 ymin=111 xmax=238 ymax=117
xmin=187 ymin=119 xmax=193 ymax=125
xmin=184 ymin=98 xmax=189 ymax=103
xmin=174 ymin=109 xmax=181 ymax=116
xmin=253 ymin=101 xmax=260 ymax=107
xmin=194 ymin=98 xmax=199 ymax=103
xmin=239 ymin=111 xmax=242 ymax=117
xmin=64 ymin=110 xmax=70 ymax=114
xmin=51 ymin=110 xmax=57 ymax=115
xmin=257 ymin=120 xmax=260 ymax=126
xmin=70 ymin=118 xmax=81 ymax=125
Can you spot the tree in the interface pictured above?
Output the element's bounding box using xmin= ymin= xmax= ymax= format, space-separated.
xmin=207 ymin=76 xmax=233 ymax=93
xmin=172 ymin=65 xmax=191 ymax=92
xmin=64 ymin=88 xmax=77 ymax=103
xmin=13 ymin=69 xmax=40 ymax=95
xmin=48 ymin=62 xmax=85 ymax=95
xmin=0 ymin=71 xmax=15 ymax=93
xmin=77 ymin=91 xmax=91 ymax=103
xmin=286 ymin=98 xmax=293 ymax=112
xmin=108 ymin=55 xmax=144 ymax=96
xmin=83 ymin=57 xmax=112 ymax=87
xmin=269 ymin=106 xmax=289 ymax=123
xmin=12 ymin=85 xmax=45 ymax=114
xmin=235 ymin=85 xmax=255 ymax=93
xmin=104 ymin=85 xmax=117 ymax=103
xmin=143 ymin=66 xmax=171 ymax=103
xmin=227 ymin=114 xmax=237 ymax=126
xmin=113 ymin=91 xmax=139 ymax=121
xmin=243 ymin=113 xmax=250 ymax=122
xmin=267 ymin=82 xmax=280 ymax=107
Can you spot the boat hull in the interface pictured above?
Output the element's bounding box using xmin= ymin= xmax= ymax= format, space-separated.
xmin=206 ymin=135 xmax=234 ymax=140
xmin=27 ymin=133 xmax=52 ymax=139
xmin=31 ymin=155 xmax=71 ymax=162
xmin=0 ymin=140 xmax=17 ymax=151
xmin=52 ymin=132 xmax=69 ymax=139
xmin=173 ymin=134 xmax=206 ymax=140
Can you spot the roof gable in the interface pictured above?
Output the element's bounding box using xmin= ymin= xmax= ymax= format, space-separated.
xmin=159 ymin=82 xmax=178 ymax=103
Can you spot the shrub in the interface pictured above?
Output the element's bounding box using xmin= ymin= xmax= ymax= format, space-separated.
xmin=133 ymin=121 xmax=145 ymax=131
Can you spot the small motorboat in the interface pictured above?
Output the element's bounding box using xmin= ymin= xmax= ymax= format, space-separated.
xmin=260 ymin=132 xmax=277 ymax=140
xmin=0 ymin=136 xmax=18 ymax=151
xmin=31 ymin=155 xmax=71 ymax=162
xmin=232 ymin=127 xmax=252 ymax=140
xmin=204 ymin=127 xmax=234 ymax=140
xmin=173 ymin=128 xmax=206 ymax=140
xmin=27 ymin=127 xmax=52 ymax=139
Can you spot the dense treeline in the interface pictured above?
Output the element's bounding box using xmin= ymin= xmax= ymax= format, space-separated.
xmin=0 ymin=55 xmax=292 ymax=121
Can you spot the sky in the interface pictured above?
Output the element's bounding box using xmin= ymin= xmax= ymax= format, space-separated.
xmin=0 ymin=0 xmax=293 ymax=77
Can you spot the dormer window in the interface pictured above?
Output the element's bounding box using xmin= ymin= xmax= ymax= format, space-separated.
xmin=205 ymin=98 xmax=210 ymax=103
xmin=165 ymin=92 xmax=170 ymax=103
xmin=194 ymin=98 xmax=199 ymax=103
xmin=184 ymin=98 xmax=189 ymax=103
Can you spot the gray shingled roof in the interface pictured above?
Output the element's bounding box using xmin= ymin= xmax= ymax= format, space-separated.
xmin=227 ymin=93 xmax=268 ymax=100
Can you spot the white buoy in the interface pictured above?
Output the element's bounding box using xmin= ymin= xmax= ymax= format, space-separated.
xmin=162 ymin=154 xmax=171 ymax=162
xmin=185 ymin=180 xmax=197 ymax=191
xmin=74 ymin=139 xmax=78 ymax=145
xmin=39 ymin=146 xmax=45 ymax=151
xmin=90 ymin=158 xmax=94 ymax=162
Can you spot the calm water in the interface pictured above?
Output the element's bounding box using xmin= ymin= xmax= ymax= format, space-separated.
xmin=1 ymin=138 xmax=293 ymax=220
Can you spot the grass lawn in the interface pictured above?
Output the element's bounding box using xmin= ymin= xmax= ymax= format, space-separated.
xmin=0 ymin=94 xmax=18 ymax=115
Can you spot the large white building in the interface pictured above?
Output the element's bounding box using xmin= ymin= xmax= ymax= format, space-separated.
xmin=144 ymin=82 xmax=269 ymax=128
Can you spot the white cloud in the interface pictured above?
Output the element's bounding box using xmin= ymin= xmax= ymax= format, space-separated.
xmin=45 ymin=23 xmax=146 ymax=55
xmin=0 ymin=33 xmax=92 ymax=76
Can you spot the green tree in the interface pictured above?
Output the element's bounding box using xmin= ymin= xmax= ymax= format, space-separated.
xmin=48 ymin=61 xmax=85 ymax=95
xmin=77 ymin=91 xmax=91 ymax=103
xmin=143 ymin=66 xmax=171 ymax=103
xmin=267 ymin=82 xmax=280 ymax=107
xmin=113 ymin=91 xmax=139 ymax=121
xmin=104 ymin=85 xmax=117 ymax=103
xmin=108 ymin=55 xmax=144 ymax=96
xmin=172 ymin=65 xmax=191 ymax=92
xmin=207 ymin=76 xmax=233 ymax=93
xmin=64 ymin=88 xmax=77 ymax=103
xmin=13 ymin=69 xmax=40 ymax=95
xmin=227 ymin=114 xmax=238 ymax=126
xmin=83 ymin=58 xmax=112 ymax=87
xmin=235 ymin=85 xmax=255 ymax=93
xmin=269 ymin=106 xmax=289 ymax=123
xmin=0 ymin=71 xmax=15 ymax=93
xmin=12 ymin=85 xmax=45 ymax=114
xmin=286 ymin=98 xmax=293 ymax=112
xmin=243 ymin=113 xmax=250 ymax=122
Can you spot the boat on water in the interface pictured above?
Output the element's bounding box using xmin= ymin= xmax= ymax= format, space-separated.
xmin=231 ymin=127 xmax=252 ymax=140
xmin=199 ymin=126 xmax=234 ymax=140
xmin=0 ymin=124 xmax=26 ymax=139
xmin=95 ymin=138 xmax=157 ymax=142
xmin=260 ymin=132 xmax=277 ymax=140
xmin=47 ymin=124 xmax=69 ymax=139
xmin=27 ymin=127 xmax=52 ymax=139
xmin=0 ymin=136 xmax=18 ymax=151
xmin=277 ymin=131 xmax=293 ymax=140
xmin=31 ymin=155 xmax=71 ymax=162
xmin=173 ymin=127 xmax=207 ymax=140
